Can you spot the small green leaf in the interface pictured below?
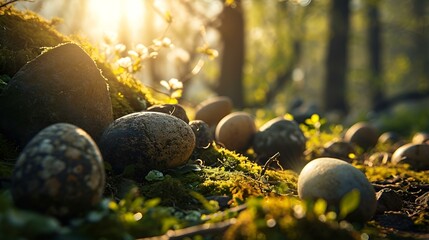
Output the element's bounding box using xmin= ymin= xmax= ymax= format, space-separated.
xmin=145 ymin=170 xmax=165 ymax=181
xmin=339 ymin=189 xmax=360 ymax=219
xmin=313 ymin=198 xmax=327 ymax=216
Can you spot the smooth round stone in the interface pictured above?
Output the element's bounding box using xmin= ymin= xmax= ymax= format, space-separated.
xmin=0 ymin=43 xmax=113 ymax=147
xmin=99 ymin=112 xmax=195 ymax=180
xmin=412 ymin=132 xmax=429 ymax=144
xmin=215 ymin=112 xmax=256 ymax=152
xmin=194 ymin=96 xmax=233 ymax=127
xmin=189 ymin=120 xmax=214 ymax=148
xmin=344 ymin=122 xmax=379 ymax=151
xmin=11 ymin=123 xmax=105 ymax=219
xmin=391 ymin=143 xmax=429 ymax=170
xmin=378 ymin=132 xmax=402 ymax=145
xmin=298 ymin=157 xmax=376 ymax=222
xmin=147 ymin=103 xmax=189 ymax=123
xmin=253 ymin=117 xmax=306 ymax=171
xmin=321 ymin=140 xmax=356 ymax=162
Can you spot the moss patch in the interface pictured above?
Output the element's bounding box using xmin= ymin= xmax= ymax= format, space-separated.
xmin=0 ymin=7 xmax=67 ymax=77
xmin=134 ymin=144 xmax=298 ymax=208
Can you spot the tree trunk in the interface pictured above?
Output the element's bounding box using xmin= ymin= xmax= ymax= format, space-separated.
xmin=367 ymin=0 xmax=384 ymax=108
xmin=217 ymin=1 xmax=245 ymax=108
xmin=412 ymin=0 xmax=429 ymax=87
xmin=323 ymin=0 xmax=351 ymax=115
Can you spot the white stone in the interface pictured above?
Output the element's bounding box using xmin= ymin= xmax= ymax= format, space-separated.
xmin=298 ymin=157 xmax=376 ymax=222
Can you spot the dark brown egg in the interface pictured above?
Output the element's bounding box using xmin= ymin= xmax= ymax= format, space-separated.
xmin=215 ymin=112 xmax=256 ymax=152
xmin=344 ymin=122 xmax=379 ymax=151
xmin=391 ymin=143 xmax=429 ymax=170
xmin=194 ymin=96 xmax=233 ymax=127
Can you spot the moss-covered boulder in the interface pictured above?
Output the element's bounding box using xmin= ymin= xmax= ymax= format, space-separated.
xmin=0 ymin=7 xmax=158 ymax=152
xmin=0 ymin=43 xmax=113 ymax=146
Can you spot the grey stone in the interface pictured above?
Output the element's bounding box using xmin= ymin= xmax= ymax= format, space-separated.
xmin=298 ymin=157 xmax=377 ymax=223
xmin=253 ymin=117 xmax=306 ymax=172
xmin=0 ymin=43 xmax=113 ymax=147
xmin=99 ymin=112 xmax=195 ymax=180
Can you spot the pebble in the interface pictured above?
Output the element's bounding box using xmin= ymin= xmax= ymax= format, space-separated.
xmin=391 ymin=143 xmax=429 ymax=170
xmin=321 ymin=140 xmax=356 ymax=162
xmin=189 ymin=120 xmax=214 ymax=148
xmin=344 ymin=122 xmax=379 ymax=151
xmin=194 ymin=96 xmax=233 ymax=127
xmin=215 ymin=112 xmax=256 ymax=152
xmin=253 ymin=117 xmax=306 ymax=171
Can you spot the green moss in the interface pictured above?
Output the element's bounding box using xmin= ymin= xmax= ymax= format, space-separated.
xmin=73 ymin=38 xmax=160 ymax=119
xmin=0 ymin=7 xmax=67 ymax=77
xmin=135 ymin=144 xmax=299 ymax=208
xmin=140 ymin=175 xmax=198 ymax=209
xmin=355 ymin=163 xmax=429 ymax=183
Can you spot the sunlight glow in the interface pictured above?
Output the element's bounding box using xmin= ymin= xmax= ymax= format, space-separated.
xmin=87 ymin=0 xmax=145 ymax=44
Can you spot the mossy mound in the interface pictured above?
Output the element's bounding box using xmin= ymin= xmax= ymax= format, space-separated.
xmin=0 ymin=7 xmax=66 ymax=78
xmin=117 ymin=144 xmax=299 ymax=210
xmin=0 ymin=7 xmax=158 ymax=163
xmin=0 ymin=7 xmax=156 ymax=120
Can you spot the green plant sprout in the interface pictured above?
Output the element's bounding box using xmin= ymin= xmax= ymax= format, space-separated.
xmin=300 ymin=114 xmax=344 ymax=160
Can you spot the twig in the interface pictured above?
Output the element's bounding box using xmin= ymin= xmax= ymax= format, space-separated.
xmin=0 ymin=0 xmax=31 ymax=9
xmin=259 ymin=152 xmax=282 ymax=178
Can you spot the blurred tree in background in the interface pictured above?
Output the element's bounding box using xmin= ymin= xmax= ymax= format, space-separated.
xmin=324 ymin=0 xmax=351 ymax=116
xmin=11 ymin=0 xmax=429 ymax=131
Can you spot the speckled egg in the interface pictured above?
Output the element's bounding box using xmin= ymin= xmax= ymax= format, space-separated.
xmin=194 ymin=96 xmax=233 ymax=127
xmin=215 ymin=112 xmax=256 ymax=152
xmin=252 ymin=117 xmax=307 ymax=172
xmin=98 ymin=112 xmax=195 ymax=180
xmin=391 ymin=143 xmax=429 ymax=170
xmin=11 ymin=123 xmax=105 ymax=219
xmin=298 ymin=157 xmax=376 ymax=222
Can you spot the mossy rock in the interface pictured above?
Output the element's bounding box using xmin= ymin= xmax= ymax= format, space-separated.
xmin=0 ymin=7 xmax=158 ymax=158
xmin=0 ymin=43 xmax=114 ymax=146
xmin=0 ymin=7 xmax=156 ymax=117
